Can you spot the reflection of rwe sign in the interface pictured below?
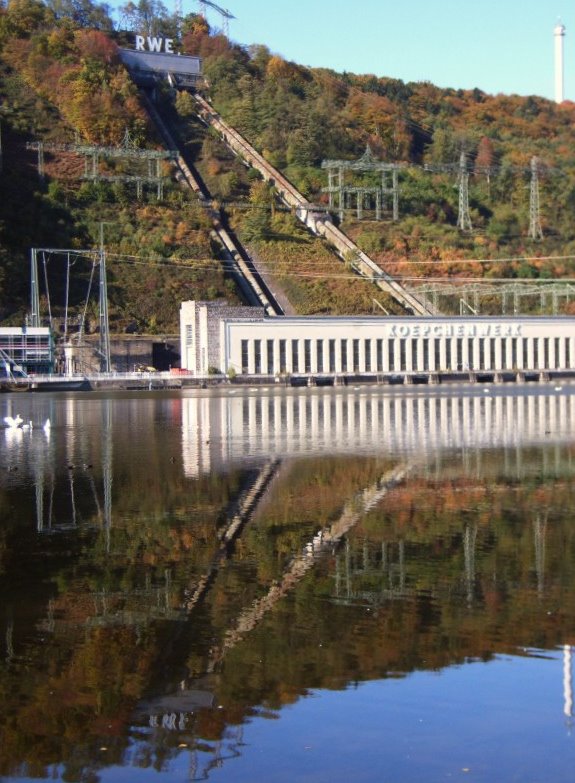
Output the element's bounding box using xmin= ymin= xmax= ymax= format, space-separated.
xmin=135 ymin=36 xmax=174 ymax=53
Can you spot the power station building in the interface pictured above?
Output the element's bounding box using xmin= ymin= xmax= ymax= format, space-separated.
xmin=180 ymin=300 xmax=575 ymax=378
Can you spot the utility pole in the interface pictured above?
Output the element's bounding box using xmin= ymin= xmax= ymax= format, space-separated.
xmin=457 ymin=151 xmax=473 ymax=232
xmin=528 ymin=156 xmax=543 ymax=241
xmin=99 ymin=223 xmax=111 ymax=373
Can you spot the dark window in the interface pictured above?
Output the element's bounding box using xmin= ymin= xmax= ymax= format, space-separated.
xmin=279 ymin=340 xmax=286 ymax=372
xmin=267 ymin=340 xmax=274 ymax=374
xmin=478 ymin=339 xmax=485 ymax=370
xmin=412 ymin=339 xmax=419 ymax=371
xmin=292 ymin=339 xmax=299 ymax=371
xmin=422 ymin=339 xmax=429 ymax=371
xmin=241 ymin=339 xmax=249 ymax=373
xmin=376 ymin=339 xmax=383 ymax=371
xmin=456 ymin=338 xmax=464 ymax=370
xmin=364 ymin=340 xmax=371 ymax=371
xmin=341 ymin=340 xmax=347 ymax=372
xmin=353 ymin=339 xmax=360 ymax=372
xmin=254 ymin=340 xmax=261 ymax=374
xmin=399 ymin=339 xmax=407 ymax=371
xmin=467 ymin=338 xmax=474 ymax=369
xmin=490 ymin=338 xmax=497 ymax=368
xmin=510 ymin=338 xmax=517 ymax=369
xmin=329 ymin=339 xmax=336 ymax=372
xmin=543 ymin=338 xmax=550 ymax=369
xmin=434 ymin=338 xmax=442 ymax=370
xmin=317 ymin=340 xmax=324 ymax=372
xmin=304 ymin=339 xmax=311 ymax=372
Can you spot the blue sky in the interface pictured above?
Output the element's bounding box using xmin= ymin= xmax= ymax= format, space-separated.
xmin=136 ymin=0 xmax=574 ymax=101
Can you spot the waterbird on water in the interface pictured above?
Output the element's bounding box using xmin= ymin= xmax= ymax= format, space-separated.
xmin=43 ymin=418 xmax=51 ymax=432
xmin=3 ymin=414 xmax=23 ymax=428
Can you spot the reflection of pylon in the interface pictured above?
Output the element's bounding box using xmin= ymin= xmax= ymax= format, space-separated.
xmin=457 ymin=151 xmax=473 ymax=232
xmin=533 ymin=513 xmax=546 ymax=596
xmin=528 ymin=156 xmax=544 ymax=241
xmin=463 ymin=524 xmax=477 ymax=606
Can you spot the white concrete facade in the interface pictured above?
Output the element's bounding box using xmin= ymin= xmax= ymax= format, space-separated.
xmin=180 ymin=301 xmax=575 ymax=376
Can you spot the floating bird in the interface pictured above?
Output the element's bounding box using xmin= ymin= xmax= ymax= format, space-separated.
xmin=43 ymin=418 xmax=51 ymax=432
xmin=22 ymin=420 xmax=33 ymax=431
xmin=554 ymin=386 xmax=562 ymax=391
xmin=3 ymin=414 xmax=23 ymax=429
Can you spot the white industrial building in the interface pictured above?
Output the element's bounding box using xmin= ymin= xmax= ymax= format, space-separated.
xmin=180 ymin=301 xmax=575 ymax=378
xmin=0 ymin=327 xmax=53 ymax=376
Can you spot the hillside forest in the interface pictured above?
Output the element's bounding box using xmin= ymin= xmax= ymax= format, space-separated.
xmin=2 ymin=0 xmax=575 ymax=331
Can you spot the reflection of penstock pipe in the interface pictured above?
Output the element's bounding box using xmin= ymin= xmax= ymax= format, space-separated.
xmin=210 ymin=462 xmax=413 ymax=667
xmin=184 ymin=460 xmax=282 ymax=613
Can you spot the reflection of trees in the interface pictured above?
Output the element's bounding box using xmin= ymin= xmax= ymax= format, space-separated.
xmin=1 ymin=453 xmax=575 ymax=779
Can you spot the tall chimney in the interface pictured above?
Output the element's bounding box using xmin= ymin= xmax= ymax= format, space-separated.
xmin=555 ymin=22 xmax=566 ymax=103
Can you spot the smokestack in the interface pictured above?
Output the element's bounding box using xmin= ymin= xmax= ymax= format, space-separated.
xmin=555 ymin=22 xmax=566 ymax=103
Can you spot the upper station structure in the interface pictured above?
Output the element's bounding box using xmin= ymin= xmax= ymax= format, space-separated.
xmin=118 ymin=36 xmax=202 ymax=87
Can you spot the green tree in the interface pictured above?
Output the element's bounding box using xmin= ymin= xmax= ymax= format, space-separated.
xmin=241 ymin=180 xmax=272 ymax=241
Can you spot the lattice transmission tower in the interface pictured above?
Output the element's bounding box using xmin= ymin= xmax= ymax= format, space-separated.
xmin=457 ymin=151 xmax=473 ymax=231
xmin=528 ymin=155 xmax=544 ymax=241
xmin=197 ymin=0 xmax=235 ymax=36
xmin=424 ymin=150 xmax=473 ymax=232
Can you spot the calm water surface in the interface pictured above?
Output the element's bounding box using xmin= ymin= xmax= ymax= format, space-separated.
xmin=1 ymin=385 xmax=575 ymax=782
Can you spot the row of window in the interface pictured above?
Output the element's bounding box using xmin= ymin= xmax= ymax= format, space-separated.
xmin=239 ymin=336 xmax=575 ymax=374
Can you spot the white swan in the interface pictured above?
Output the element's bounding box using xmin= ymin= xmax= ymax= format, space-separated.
xmin=43 ymin=418 xmax=51 ymax=432
xmin=3 ymin=414 xmax=23 ymax=429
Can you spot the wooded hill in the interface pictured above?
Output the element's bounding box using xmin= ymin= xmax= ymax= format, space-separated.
xmin=2 ymin=0 xmax=575 ymax=330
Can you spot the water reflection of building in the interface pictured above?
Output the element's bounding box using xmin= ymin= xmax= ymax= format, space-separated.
xmin=182 ymin=389 xmax=575 ymax=477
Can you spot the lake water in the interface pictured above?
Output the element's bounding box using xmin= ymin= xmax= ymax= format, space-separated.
xmin=1 ymin=385 xmax=575 ymax=782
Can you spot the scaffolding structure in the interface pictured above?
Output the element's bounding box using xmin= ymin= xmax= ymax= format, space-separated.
xmin=321 ymin=145 xmax=405 ymax=222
